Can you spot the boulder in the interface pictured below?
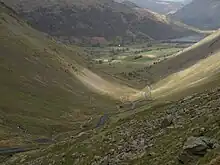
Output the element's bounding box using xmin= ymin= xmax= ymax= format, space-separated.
xmin=183 ymin=136 xmax=209 ymax=156
xmin=161 ymin=115 xmax=173 ymax=128
xmin=178 ymin=136 xmax=219 ymax=164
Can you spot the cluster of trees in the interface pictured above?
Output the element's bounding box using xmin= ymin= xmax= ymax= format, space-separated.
xmin=110 ymin=47 xmax=129 ymax=55
xmin=133 ymin=55 xmax=143 ymax=60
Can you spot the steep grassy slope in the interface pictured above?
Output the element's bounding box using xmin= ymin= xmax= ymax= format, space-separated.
xmin=151 ymin=51 xmax=220 ymax=100
xmin=3 ymin=0 xmax=197 ymax=43
xmin=0 ymin=2 xmax=120 ymax=146
xmin=171 ymin=0 xmax=220 ymax=30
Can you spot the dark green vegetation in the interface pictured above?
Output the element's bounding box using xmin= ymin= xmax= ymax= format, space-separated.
xmin=3 ymin=0 xmax=198 ymax=44
xmin=0 ymin=2 xmax=116 ymax=148
xmin=171 ymin=0 xmax=220 ymax=30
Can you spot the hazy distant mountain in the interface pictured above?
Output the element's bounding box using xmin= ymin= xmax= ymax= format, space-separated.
xmin=116 ymin=0 xmax=184 ymax=14
xmin=121 ymin=0 xmax=139 ymax=8
xmin=171 ymin=0 xmax=220 ymax=30
xmin=183 ymin=0 xmax=193 ymax=5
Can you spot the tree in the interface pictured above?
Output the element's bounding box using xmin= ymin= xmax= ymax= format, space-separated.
xmin=114 ymin=36 xmax=122 ymax=46
xmin=147 ymin=43 xmax=152 ymax=47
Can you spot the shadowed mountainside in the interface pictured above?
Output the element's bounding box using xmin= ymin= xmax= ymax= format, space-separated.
xmin=3 ymin=0 xmax=198 ymax=44
xmin=171 ymin=0 xmax=220 ymax=30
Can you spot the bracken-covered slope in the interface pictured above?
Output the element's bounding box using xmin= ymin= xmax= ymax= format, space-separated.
xmin=171 ymin=0 xmax=220 ymax=30
xmin=3 ymin=0 xmax=197 ymax=43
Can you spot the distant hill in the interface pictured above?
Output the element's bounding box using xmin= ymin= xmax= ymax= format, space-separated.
xmin=3 ymin=0 xmax=197 ymax=44
xmin=121 ymin=0 xmax=139 ymax=8
xmin=171 ymin=0 xmax=220 ymax=30
xmin=183 ymin=0 xmax=193 ymax=4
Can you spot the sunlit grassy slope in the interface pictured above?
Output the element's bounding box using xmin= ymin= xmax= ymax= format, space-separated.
xmin=148 ymin=30 xmax=220 ymax=100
